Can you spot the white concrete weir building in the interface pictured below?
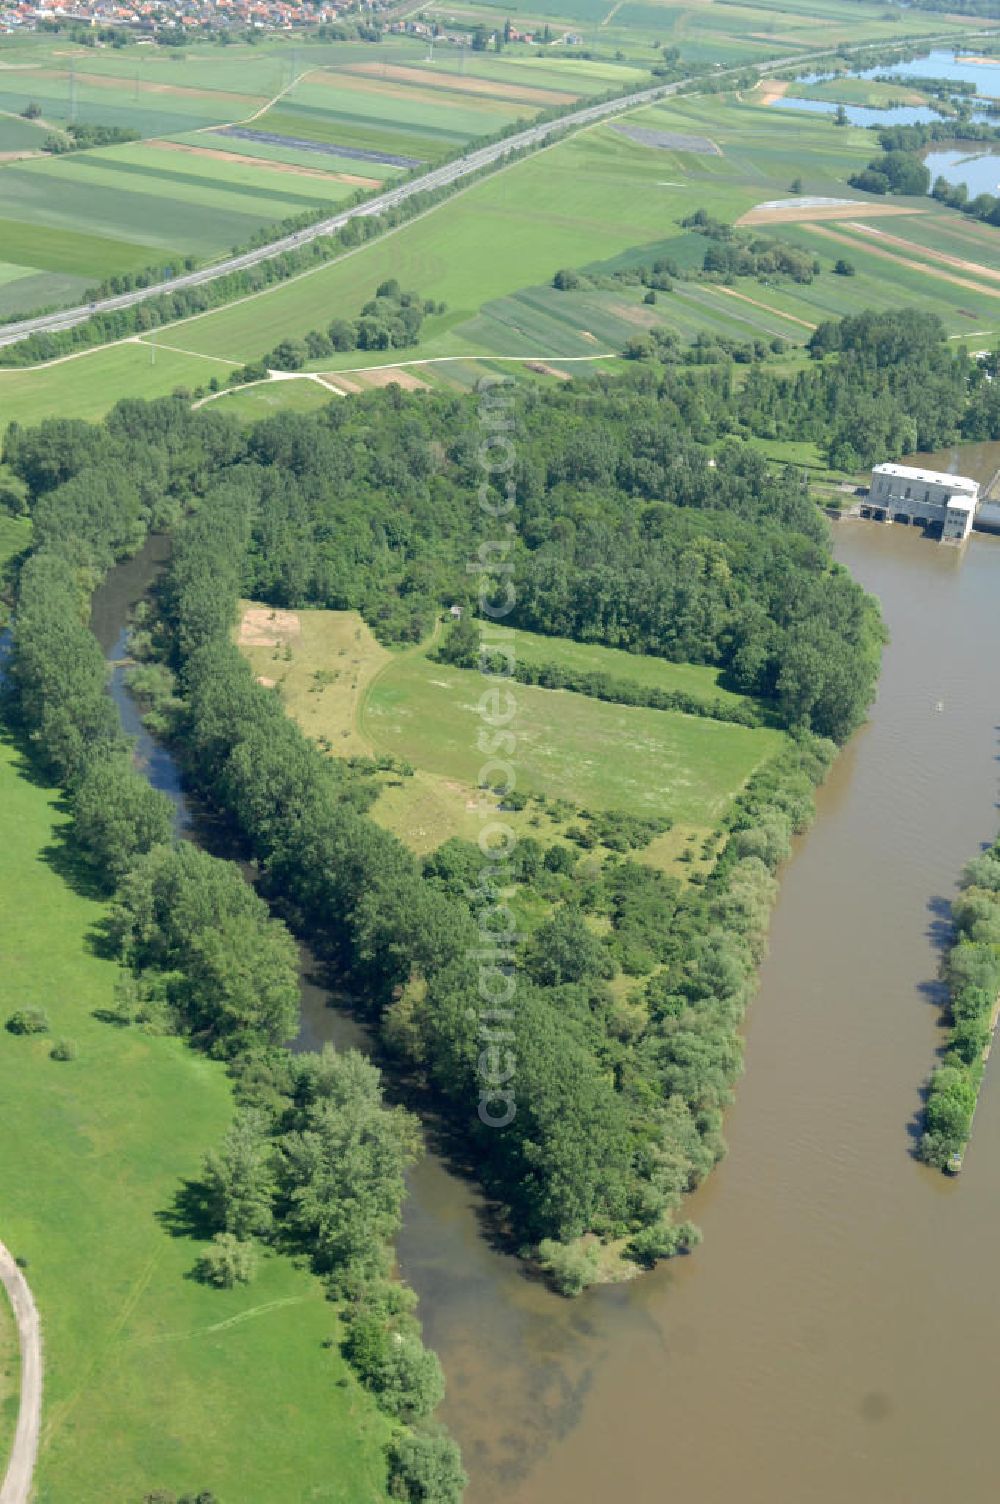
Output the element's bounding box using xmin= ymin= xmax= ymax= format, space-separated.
xmin=867 ymin=463 xmax=979 ymax=543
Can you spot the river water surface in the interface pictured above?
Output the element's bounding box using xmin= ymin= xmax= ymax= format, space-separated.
xmin=94 ymin=519 xmax=1000 ymax=1504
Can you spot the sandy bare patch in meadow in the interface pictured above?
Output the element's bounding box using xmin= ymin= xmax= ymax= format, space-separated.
xmin=344 ymin=61 xmax=575 ymax=106
xmin=146 ymin=139 xmax=380 ymax=186
xmin=608 ymin=300 xmax=660 ymax=328
xmin=318 ymin=373 xmax=364 ymax=394
xmin=239 ymin=606 xmax=301 ymax=647
xmin=755 ymin=79 xmax=790 ymax=107
xmin=524 ymin=361 xmax=571 ymax=380
xmin=351 ymin=367 xmax=429 ymax=390
xmin=738 ymin=199 xmax=925 ymax=225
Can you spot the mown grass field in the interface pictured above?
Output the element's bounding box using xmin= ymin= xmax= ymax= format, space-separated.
xmin=234 ymin=604 xmax=777 ymax=865
xmin=502 ymin=620 xmax=752 ymax=708
xmin=361 ymin=651 xmax=784 ymax=825
xmin=0 ymin=728 xmax=395 ymax=1504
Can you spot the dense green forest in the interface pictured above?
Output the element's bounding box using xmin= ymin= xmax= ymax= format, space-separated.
xmin=1 ymin=328 xmax=893 ymax=1292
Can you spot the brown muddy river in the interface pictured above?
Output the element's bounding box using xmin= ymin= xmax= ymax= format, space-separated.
xmin=392 ymin=520 xmax=1000 ymax=1504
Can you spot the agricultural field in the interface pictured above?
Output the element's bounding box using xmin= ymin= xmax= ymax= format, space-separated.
xmin=0 ymin=29 xmax=648 ymax=319
xmin=419 ymin=0 xmax=990 ymax=65
xmin=0 ymin=727 xmax=395 ymax=1503
xmin=4 ymin=25 xmax=1000 ymax=421
xmin=235 ymin=604 xmax=783 ymax=866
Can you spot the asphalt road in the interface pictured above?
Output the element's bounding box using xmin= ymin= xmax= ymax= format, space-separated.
xmin=0 ymin=1242 xmax=41 ymax=1504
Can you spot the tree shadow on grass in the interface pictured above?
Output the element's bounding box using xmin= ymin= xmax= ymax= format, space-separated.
xmin=38 ymin=830 xmax=108 ymax=903
xmin=157 ymin=1175 xmax=216 ymax=1243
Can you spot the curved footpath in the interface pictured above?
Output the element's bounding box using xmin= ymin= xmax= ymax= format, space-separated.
xmin=0 ymin=28 xmax=984 ymax=351
xmin=0 ymin=1242 xmax=41 ymax=1504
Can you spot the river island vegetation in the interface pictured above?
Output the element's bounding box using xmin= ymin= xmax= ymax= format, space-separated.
xmin=919 ymin=832 xmax=1000 ymax=1172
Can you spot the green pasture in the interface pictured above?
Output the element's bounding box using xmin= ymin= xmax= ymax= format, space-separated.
xmin=0 ymin=112 xmax=48 ymax=152
xmin=793 ymin=76 xmax=930 ymax=107
xmin=503 ymin=621 xmax=754 ymax=710
xmin=0 ymin=733 xmax=394 ymax=1504
xmin=359 ymin=651 xmax=785 ymax=825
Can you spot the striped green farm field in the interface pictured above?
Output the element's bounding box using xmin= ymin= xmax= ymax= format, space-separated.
xmin=424 ymin=0 xmax=988 ymax=61
xmin=192 ymin=131 xmax=400 ymax=181
xmin=5 ymin=81 xmax=1000 ymax=419
xmin=18 ymin=145 xmax=359 ymax=218
xmin=0 ymin=159 xmax=276 ymax=260
xmin=360 ymin=651 xmax=786 ymax=825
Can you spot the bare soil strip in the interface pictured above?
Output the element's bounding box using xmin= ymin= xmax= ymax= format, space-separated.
xmin=738 ymin=201 xmax=924 ymax=225
xmin=0 ymin=1241 xmax=41 ymax=1504
xmin=349 ymin=366 xmax=429 ymax=390
xmin=710 ymin=285 xmax=817 ymax=329
xmin=809 ymin=223 xmax=1000 ymax=296
xmin=146 ymin=139 xmax=380 ymax=187
xmin=845 ymin=222 xmax=1000 ymax=283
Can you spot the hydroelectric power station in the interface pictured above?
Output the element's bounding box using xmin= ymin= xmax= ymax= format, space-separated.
xmin=863 ymin=463 xmax=978 ymax=544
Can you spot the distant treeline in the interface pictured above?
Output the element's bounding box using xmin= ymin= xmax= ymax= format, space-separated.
xmin=919 ymin=833 xmax=1000 ymax=1173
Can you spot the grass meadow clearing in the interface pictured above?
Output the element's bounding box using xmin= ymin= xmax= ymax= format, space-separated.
xmin=235 ymin=602 xmax=784 ymax=865
xmin=361 ymin=652 xmax=784 ymax=824
xmin=0 ymin=728 xmax=395 ymax=1504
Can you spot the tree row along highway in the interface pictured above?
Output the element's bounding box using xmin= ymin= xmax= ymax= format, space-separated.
xmin=0 ymin=30 xmax=981 ymax=352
